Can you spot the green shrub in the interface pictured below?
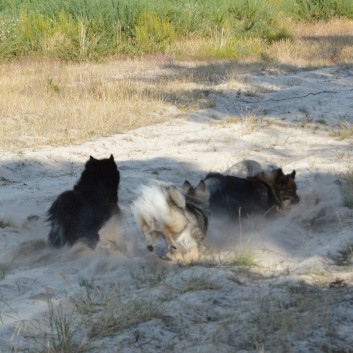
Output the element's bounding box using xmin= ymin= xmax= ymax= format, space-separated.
xmin=283 ymin=0 xmax=353 ymax=21
xmin=135 ymin=11 xmax=176 ymax=53
xmin=1 ymin=0 xmax=352 ymax=60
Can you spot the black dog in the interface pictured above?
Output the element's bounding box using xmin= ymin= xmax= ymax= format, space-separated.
xmin=47 ymin=155 xmax=120 ymax=248
xmin=204 ymin=172 xmax=287 ymax=219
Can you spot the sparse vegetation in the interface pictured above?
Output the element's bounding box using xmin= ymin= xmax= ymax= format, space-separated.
xmin=341 ymin=165 xmax=353 ymax=208
xmin=27 ymin=300 xmax=86 ymax=353
xmin=241 ymin=113 xmax=262 ymax=135
xmin=227 ymin=248 xmax=257 ymax=267
xmin=0 ymin=268 xmax=5 ymax=280
xmin=0 ymin=220 xmax=11 ymax=228
xmin=89 ymin=296 xmax=161 ymax=338
xmin=330 ymin=122 xmax=353 ymax=140
xmin=243 ymin=282 xmax=335 ymax=351
xmin=180 ymin=272 xmax=220 ymax=292
xmin=336 ymin=243 xmax=353 ymax=265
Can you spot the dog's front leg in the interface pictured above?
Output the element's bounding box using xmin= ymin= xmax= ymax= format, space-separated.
xmin=145 ymin=233 xmax=154 ymax=252
xmin=141 ymin=221 xmax=155 ymax=252
xmin=163 ymin=227 xmax=178 ymax=259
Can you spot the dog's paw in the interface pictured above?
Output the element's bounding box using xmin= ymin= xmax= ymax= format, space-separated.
xmin=170 ymin=245 xmax=177 ymax=253
xmin=162 ymin=246 xmax=178 ymax=261
xmin=160 ymin=254 xmax=173 ymax=261
xmin=147 ymin=245 xmax=154 ymax=252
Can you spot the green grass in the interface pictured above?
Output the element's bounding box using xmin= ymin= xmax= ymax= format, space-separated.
xmin=180 ymin=272 xmax=221 ymax=292
xmin=330 ymin=127 xmax=353 ymax=140
xmin=342 ymin=167 xmax=353 ymax=209
xmin=336 ymin=243 xmax=353 ymax=265
xmin=228 ymin=249 xmax=257 ymax=267
xmin=1 ymin=0 xmax=352 ymax=61
xmin=0 ymin=268 xmax=5 ymax=280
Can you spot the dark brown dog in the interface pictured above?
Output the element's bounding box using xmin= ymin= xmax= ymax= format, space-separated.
xmin=204 ymin=168 xmax=299 ymax=219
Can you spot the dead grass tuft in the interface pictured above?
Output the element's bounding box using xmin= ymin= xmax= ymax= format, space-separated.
xmin=330 ymin=121 xmax=353 ymax=140
xmin=242 ymin=281 xmax=337 ymax=352
xmin=265 ymin=19 xmax=353 ymax=67
xmin=89 ymin=297 xmax=161 ymax=338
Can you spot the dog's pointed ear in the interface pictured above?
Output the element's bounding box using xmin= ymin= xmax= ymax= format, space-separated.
xmin=196 ymin=180 xmax=206 ymax=192
xmin=182 ymin=180 xmax=192 ymax=193
xmin=89 ymin=155 xmax=96 ymax=161
xmin=109 ymin=154 xmax=114 ymax=161
xmin=274 ymin=168 xmax=284 ymax=180
xmin=290 ymin=170 xmax=296 ymax=179
xmin=169 ymin=186 xmax=186 ymax=209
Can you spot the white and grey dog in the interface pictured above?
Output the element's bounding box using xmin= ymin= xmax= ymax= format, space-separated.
xmin=132 ymin=180 xmax=209 ymax=260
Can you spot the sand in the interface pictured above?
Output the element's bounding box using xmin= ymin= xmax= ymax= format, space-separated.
xmin=1 ymin=64 xmax=353 ymax=353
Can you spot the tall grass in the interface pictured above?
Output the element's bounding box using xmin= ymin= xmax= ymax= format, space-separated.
xmin=281 ymin=0 xmax=353 ymax=21
xmin=2 ymin=0 xmax=351 ymax=60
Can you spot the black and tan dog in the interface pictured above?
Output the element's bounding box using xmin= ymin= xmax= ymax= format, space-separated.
xmin=204 ymin=162 xmax=299 ymax=219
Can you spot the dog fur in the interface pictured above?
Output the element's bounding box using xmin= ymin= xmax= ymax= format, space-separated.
xmin=204 ymin=166 xmax=299 ymax=219
xmin=132 ymin=179 xmax=209 ymax=260
xmin=47 ymin=154 xmax=120 ymax=248
xmin=225 ymin=160 xmax=299 ymax=209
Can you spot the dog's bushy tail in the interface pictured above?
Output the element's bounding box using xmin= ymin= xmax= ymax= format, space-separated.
xmin=47 ymin=191 xmax=80 ymax=247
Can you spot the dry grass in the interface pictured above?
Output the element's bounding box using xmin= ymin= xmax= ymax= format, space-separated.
xmin=242 ymin=282 xmax=338 ymax=352
xmin=0 ymin=59 xmax=228 ymax=151
xmin=0 ymin=20 xmax=352 ymax=151
xmin=266 ymin=19 xmax=353 ymax=67
xmin=0 ymin=60 xmax=170 ymax=150
xmin=330 ymin=121 xmax=353 ymax=140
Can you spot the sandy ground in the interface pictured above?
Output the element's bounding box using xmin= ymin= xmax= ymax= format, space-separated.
xmin=1 ymin=65 xmax=353 ymax=353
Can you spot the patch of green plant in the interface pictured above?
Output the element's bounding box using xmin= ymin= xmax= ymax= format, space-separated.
xmin=330 ymin=128 xmax=353 ymax=140
xmin=343 ymin=197 xmax=353 ymax=208
xmin=134 ymin=11 xmax=176 ymax=53
xmin=342 ymin=167 xmax=353 ymax=209
xmin=180 ymin=272 xmax=220 ymax=292
xmin=282 ymin=0 xmax=353 ymax=22
xmin=45 ymin=300 xmax=85 ymax=353
xmin=0 ymin=0 xmax=291 ymax=60
xmin=0 ymin=268 xmax=5 ymax=280
xmin=265 ymin=26 xmax=293 ymax=43
xmin=1 ymin=0 xmax=353 ymax=60
xmin=228 ymin=249 xmax=257 ymax=267
xmin=337 ymin=243 xmax=353 ymax=265
xmin=316 ymin=118 xmax=328 ymax=125
xmin=0 ymin=220 xmax=11 ymax=228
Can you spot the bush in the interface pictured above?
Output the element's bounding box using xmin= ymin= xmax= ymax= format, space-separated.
xmin=135 ymin=11 xmax=176 ymax=53
xmin=0 ymin=0 xmax=352 ymax=60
